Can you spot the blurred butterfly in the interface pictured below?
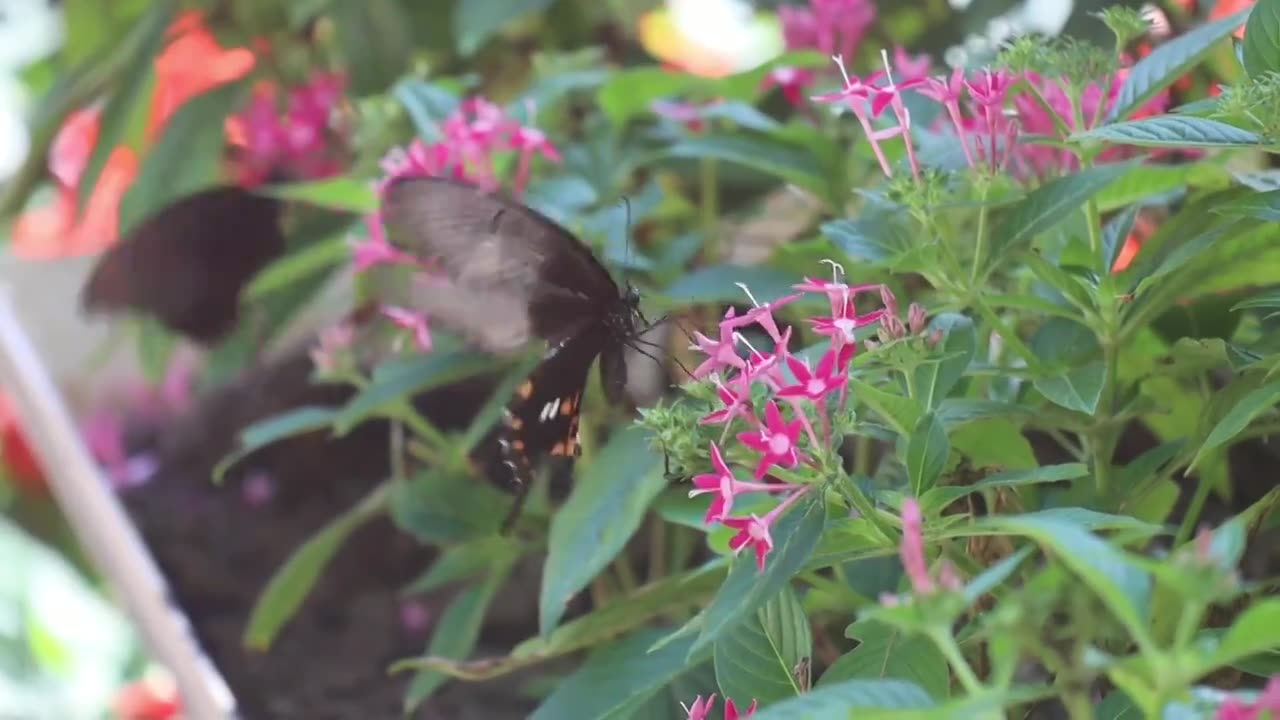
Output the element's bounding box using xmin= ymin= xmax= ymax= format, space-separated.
xmin=380 ymin=176 xmax=652 ymax=526
xmin=80 ymin=185 xmax=286 ymax=344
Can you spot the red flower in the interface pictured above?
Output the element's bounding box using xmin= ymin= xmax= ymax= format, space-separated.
xmin=0 ymin=394 xmax=48 ymax=497
xmin=148 ymin=10 xmax=255 ymax=140
xmin=725 ymin=698 xmax=759 ymax=720
xmin=112 ymin=670 xmax=181 ymax=720
xmin=737 ymin=401 xmax=804 ymax=479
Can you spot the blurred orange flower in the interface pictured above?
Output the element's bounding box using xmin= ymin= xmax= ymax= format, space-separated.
xmin=1210 ymin=0 xmax=1253 ymax=38
xmin=11 ymin=11 xmax=254 ymax=260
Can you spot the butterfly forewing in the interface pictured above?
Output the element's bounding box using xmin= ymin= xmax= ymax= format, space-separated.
xmin=381 ymin=176 xmax=622 ymax=350
xmin=81 ymin=185 xmax=285 ymax=343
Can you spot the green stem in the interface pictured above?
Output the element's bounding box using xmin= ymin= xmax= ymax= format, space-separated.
xmin=1091 ymin=338 xmax=1120 ymax=497
xmin=700 ymin=158 xmax=721 ymax=261
xmin=970 ymin=294 xmax=1043 ymax=374
xmin=1173 ymin=461 xmax=1217 ymax=548
xmin=927 ymin=628 xmax=984 ymax=694
xmin=971 ymin=189 xmax=990 ymax=282
xmin=1061 ymin=690 xmax=1096 ymax=720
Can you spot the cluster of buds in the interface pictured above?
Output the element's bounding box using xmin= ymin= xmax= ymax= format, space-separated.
xmin=867 ymin=287 xmax=939 ymax=349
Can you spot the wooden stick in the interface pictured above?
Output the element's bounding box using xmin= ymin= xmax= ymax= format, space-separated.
xmin=0 ymin=292 xmax=237 ymax=720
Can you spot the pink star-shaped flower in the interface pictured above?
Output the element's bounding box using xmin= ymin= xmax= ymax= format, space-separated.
xmin=777 ymin=347 xmax=850 ymax=404
xmin=699 ymin=380 xmax=754 ymax=427
xmin=737 ymin=401 xmax=804 ymax=479
xmin=725 ymin=698 xmax=759 ymax=720
xmin=381 ymin=306 xmax=433 ymax=352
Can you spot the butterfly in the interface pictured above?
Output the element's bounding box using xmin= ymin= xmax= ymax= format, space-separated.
xmin=380 ymin=176 xmax=650 ymax=525
xmin=80 ymin=185 xmax=286 ymax=344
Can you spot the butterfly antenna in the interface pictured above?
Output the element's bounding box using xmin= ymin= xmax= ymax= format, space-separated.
xmin=620 ymin=195 xmax=634 ymax=285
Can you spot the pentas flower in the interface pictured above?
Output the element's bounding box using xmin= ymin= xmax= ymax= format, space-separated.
xmin=241 ymin=470 xmax=275 ymax=508
xmin=1214 ymin=675 xmax=1280 ymax=720
xmin=761 ymin=66 xmax=817 ymax=108
xmin=699 ymin=380 xmax=755 ymax=427
xmin=379 ymin=95 xmax=561 ymax=197
xmin=780 ymin=0 xmax=876 ymax=64
xmin=652 ymin=99 xmax=710 ymax=133
xmin=350 ymin=215 xmax=416 ymax=273
xmin=689 ymin=443 xmax=803 ymax=524
xmin=310 ymin=321 xmax=356 ymax=374
xmin=892 ymin=47 xmax=932 ymax=83
xmin=381 ymin=306 xmax=433 ymax=353
xmin=725 ymin=485 xmax=813 ymax=571
xmin=681 ymin=695 xmax=759 ymax=720
xmin=812 ymin=53 xmax=926 ymax=180
xmin=737 ymin=401 xmax=805 ymax=479
xmin=231 ymin=72 xmax=347 ymax=186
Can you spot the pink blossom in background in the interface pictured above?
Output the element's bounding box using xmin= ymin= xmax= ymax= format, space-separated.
xmin=761 ymin=67 xmax=817 ymax=108
xmin=79 ymin=410 xmax=159 ymax=491
xmin=378 ymin=96 xmax=561 ymax=197
xmin=1215 ymin=675 xmax=1280 ymax=720
xmin=780 ymin=0 xmax=876 ymax=64
xmin=351 ymin=214 xmax=417 ymax=273
xmin=231 ymin=73 xmax=347 ymax=186
xmin=310 ymin=321 xmax=356 ymax=374
xmin=652 ymin=99 xmax=710 ymax=132
xmin=892 ymin=47 xmax=932 ymax=83
xmin=381 ymin=306 xmax=433 ymax=353
xmin=400 ymin=599 xmax=433 ymax=634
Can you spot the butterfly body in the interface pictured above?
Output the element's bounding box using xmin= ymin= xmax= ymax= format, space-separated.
xmin=381 ymin=177 xmax=644 ymax=510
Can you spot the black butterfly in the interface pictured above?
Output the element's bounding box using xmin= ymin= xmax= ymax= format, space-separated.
xmin=81 ymin=185 xmax=286 ymax=344
xmin=380 ymin=176 xmax=648 ymax=524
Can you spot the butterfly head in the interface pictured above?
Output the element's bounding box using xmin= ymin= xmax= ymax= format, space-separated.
xmin=619 ymin=282 xmax=650 ymax=334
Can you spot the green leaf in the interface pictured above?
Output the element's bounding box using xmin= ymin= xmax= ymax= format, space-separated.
xmin=394 ymin=79 xmax=461 ymax=142
xmin=539 ymin=426 xmax=665 ymax=635
xmin=822 ymin=218 xmax=909 ymax=266
xmin=334 ymin=351 xmax=503 ymax=433
xmin=1034 ymin=362 xmax=1107 ymax=414
xmin=979 ymin=515 xmax=1151 ymax=640
xmin=750 ymin=679 xmax=935 ymax=719
xmin=990 ymin=163 xmax=1134 ymax=260
xmin=1211 ymin=189 xmax=1280 ymax=222
xmin=921 ymin=464 xmax=1088 ymax=515
xmin=214 ymin=406 xmax=339 ymax=482
xmin=1131 ymin=223 xmax=1234 ymax=298
xmin=1233 ymin=287 xmax=1280 ymax=312
xmin=1025 ymin=253 xmax=1096 ymax=314
xmin=660 ymin=264 xmax=803 ymax=307
xmin=119 ymin=80 xmax=247 ymax=234
xmin=714 ymin=586 xmax=812 ymax=706
xmin=405 ymin=562 xmax=513 ymax=711
xmin=77 ymin=2 xmax=176 ymax=213
xmin=1103 ymin=206 xmax=1140 ymax=271
xmin=390 ymin=470 xmax=511 ymax=544
xmin=1206 ymin=600 xmax=1280 ymax=674
xmin=690 ymin=493 xmax=825 ymax=657
xmin=912 ymin=314 xmax=976 ymax=410
xmin=905 ymin=413 xmax=949 ymax=496
xmin=948 ymin=419 xmax=1037 ymax=470
xmin=599 ymin=66 xmax=706 ymax=125
xmin=260 ymin=176 xmax=376 ymax=213
xmin=454 ymin=0 xmax=556 ymax=56
xmin=660 ymin=134 xmax=828 ymax=198
xmin=962 ymin=545 xmax=1035 ymax=605
xmin=821 ymin=621 xmax=950 ymax=701
xmin=244 ymin=235 xmax=351 ymax=301
xmin=1189 ymin=380 xmax=1280 ymax=470
xmin=848 ymin=379 xmax=923 ymax=437
xmin=1243 ymin=0 xmax=1280 ymax=77
xmin=406 ymin=536 xmax=523 ymax=594
xmin=1108 ymin=8 xmax=1253 ymax=121
xmin=1096 ymin=163 xmax=1231 ymax=214
xmin=531 ymin=629 xmax=706 ymax=720
xmin=244 ymin=484 xmax=388 ymax=650
xmin=1075 ymin=116 xmax=1262 ymax=148
xmin=332 ymin=0 xmax=412 ymax=95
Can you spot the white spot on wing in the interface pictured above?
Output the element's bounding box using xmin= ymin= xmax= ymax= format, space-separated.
xmin=540 ymin=398 xmax=561 ymax=422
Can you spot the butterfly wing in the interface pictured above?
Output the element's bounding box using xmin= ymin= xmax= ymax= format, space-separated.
xmin=81 ymin=186 xmax=285 ymax=343
xmin=490 ymin=328 xmax=609 ymax=491
xmin=380 ymin=176 xmax=622 ymax=351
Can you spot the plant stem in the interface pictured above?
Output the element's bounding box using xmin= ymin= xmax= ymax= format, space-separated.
xmin=971 ymin=187 xmax=990 ymax=283
xmin=700 ymin=158 xmax=721 ymax=261
xmin=928 ymin=628 xmax=984 ymax=694
xmin=1173 ymin=461 xmax=1217 ymax=547
xmin=969 ymin=293 xmax=1043 ymax=374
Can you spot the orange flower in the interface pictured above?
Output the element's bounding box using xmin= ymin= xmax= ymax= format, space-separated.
xmin=1209 ymin=0 xmax=1253 ymax=39
xmin=147 ymin=10 xmax=255 ymax=138
xmin=11 ymin=11 xmax=253 ymax=260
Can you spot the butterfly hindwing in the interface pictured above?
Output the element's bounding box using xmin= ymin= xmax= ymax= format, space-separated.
xmin=495 ymin=329 xmax=608 ymax=490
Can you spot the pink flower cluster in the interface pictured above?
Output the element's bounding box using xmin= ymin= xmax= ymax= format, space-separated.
xmin=233 ymin=72 xmax=346 ymax=185
xmin=688 ymin=265 xmax=890 ymax=570
xmin=682 ymin=694 xmax=757 ymax=720
xmin=1012 ymin=71 xmax=1172 ymax=176
xmin=1216 ymin=676 xmax=1280 ymax=720
xmin=780 ymin=0 xmax=876 ymax=66
xmin=378 ymin=97 xmax=561 ymax=197
xmin=814 ymin=52 xmax=1174 ymax=180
